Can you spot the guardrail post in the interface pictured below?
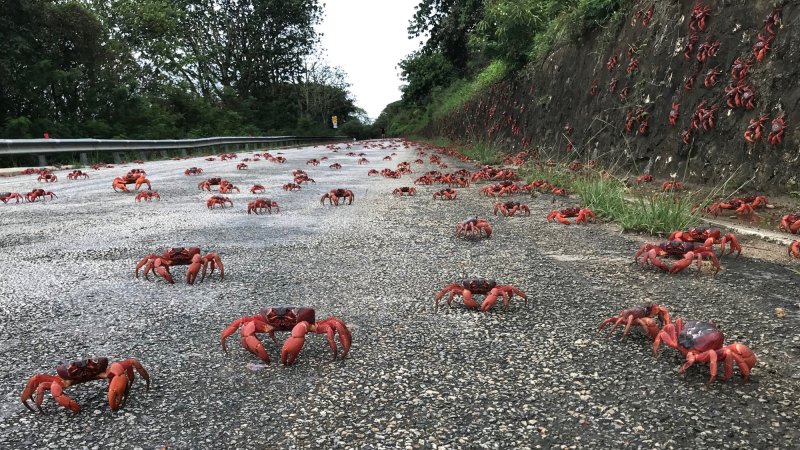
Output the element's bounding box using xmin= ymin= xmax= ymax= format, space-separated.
xmin=139 ymin=151 xmax=149 ymax=161
xmin=113 ymin=152 xmax=122 ymax=164
xmin=37 ymin=154 xmax=47 ymax=167
xmin=79 ymin=153 xmax=89 ymax=166
xmin=160 ymin=150 xmax=169 ymax=159
xmin=180 ymin=149 xmax=187 ymax=157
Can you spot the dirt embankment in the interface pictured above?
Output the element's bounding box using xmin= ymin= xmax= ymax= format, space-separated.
xmin=429 ymin=0 xmax=799 ymax=192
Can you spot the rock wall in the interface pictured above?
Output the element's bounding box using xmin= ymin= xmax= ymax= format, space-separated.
xmin=429 ymin=0 xmax=799 ymax=192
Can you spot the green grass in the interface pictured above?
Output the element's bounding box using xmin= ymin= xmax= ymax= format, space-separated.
xmin=432 ymin=60 xmax=508 ymax=120
xmin=521 ymin=164 xmax=576 ymax=191
xmin=617 ymin=193 xmax=700 ymax=235
xmin=458 ymin=141 xmax=505 ymax=165
xmin=525 ymin=167 xmax=699 ymax=235
xmin=572 ymin=176 xmax=627 ymax=219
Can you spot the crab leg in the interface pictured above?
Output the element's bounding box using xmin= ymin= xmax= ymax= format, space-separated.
xmin=678 ymin=350 xmax=718 ymax=384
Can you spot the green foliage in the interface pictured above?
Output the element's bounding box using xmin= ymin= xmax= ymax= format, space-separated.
xmin=522 ymin=167 xmax=699 ymax=234
xmin=432 ymin=60 xmax=508 ymax=119
xmin=387 ymin=0 xmax=631 ymax=134
xmin=617 ymin=194 xmax=700 ymax=235
xmin=456 ymin=141 xmax=504 ymax=165
xmin=0 ymin=0 xmax=355 ymax=141
xmin=572 ymin=175 xmax=699 ymax=234
xmin=572 ymin=176 xmax=627 ymax=219
xmin=522 ymin=164 xmax=575 ymax=191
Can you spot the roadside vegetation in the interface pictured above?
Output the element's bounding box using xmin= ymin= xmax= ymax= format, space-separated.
xmin=0 ymin=0 xmax=372 ymax=143
xmin=379 ymin=0 xmax=629 ymax=135
xmin=523 ymin=164 xmax=700 ymax=235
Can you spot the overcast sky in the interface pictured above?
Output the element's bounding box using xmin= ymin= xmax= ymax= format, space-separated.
xmin=316 ymin=0 xmax=424 ymax=120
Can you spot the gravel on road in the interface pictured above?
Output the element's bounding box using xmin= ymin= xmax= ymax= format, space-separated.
xmin=0 ymin=140 xmax=799 ymax=449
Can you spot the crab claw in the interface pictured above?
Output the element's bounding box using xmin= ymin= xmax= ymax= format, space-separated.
xmin=107 ymin=359 xmax=150 ymax=410
xmin=281 ymin=322 xmax=310 ymax=366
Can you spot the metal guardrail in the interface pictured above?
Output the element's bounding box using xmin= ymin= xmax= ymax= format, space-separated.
xmin=0 ymin=136 xmax=341 ymax=156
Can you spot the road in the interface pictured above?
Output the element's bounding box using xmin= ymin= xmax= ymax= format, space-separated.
xmin=0 ymin=140 xmax=798 ymax=449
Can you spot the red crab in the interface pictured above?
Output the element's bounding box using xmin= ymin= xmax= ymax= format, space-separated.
xmin=696 ymin=38 xmax=719 ymax=63
xmin=320 ymin=188 xmax=354 ymax=206
xmin=668 ymin=228 xmax=741 ymax=256
xmin=221 ymin=307 xmax=351 ymax=366
xmin=306 ymin=159 xmax=320 ymax=166
xmin=250 ymin=184 xmax=266 ymax=194
xmin=247 ymin=198 xmax=279 ymax=215
xmin=236 ymin=163 xmax=248 ymax=170
xmin=768 ymin=113 xmax=786 ymax=145
xmin=207 ymin=195 xmax=233 ymax=209
xmin=329 ymin=163 xmax=342 ymax=170
xmin=730 ymin=57 xmax=752 ymax=81
xmin=683 ymin=32 xmax=699 ymax=61
xmin=608 ymin=78 xmax=618 ymax=94
xmin=368 ymin=169 xmax=380 ymax=176
xmin=724 ymin=81 xmax=756 ymax=110
xmin=753 ymin=32 xmax=774 ymax=62
xmin=134 ymin=191 xmax=160 ymax=202
xmin=635 ymin=240 xmax=721 ymax=274
xmin=393 ymin=187 xmax=416 ymax=196
xmin=480 ymin=181 xmax=518 ymax=197
xmin=547 ymin=207 xmax=596 ymax=225
xmin=763 ymin=8 xmax=782 ymax=35
xmin=283 ymin=183 xmax=301 ymax=191
xmin=136 ymin=247 xmax=224 ymax=284
xmin=435 ymin=278 xmax=527 ymax=312
xmin=1 ymin=192 xmax=24 ymax=204
xmin=653 ymin=318 xmax=756 ymax=383
xmin=636 ymin=174 xmax=654 ymax=185
xmin=779 ymin=214 xmax=800 ymax=234
xmin=689 ymin=2 xmax=711 ymax=31
xmin=668 ymin=103 xmax=680 ymax=127
xmin=219 ymin=181 xmax=240 ymax=194
xmin=37 ymin=172 xmax=58 ymax=182
xmin=589 ymin=79 xmax=598 ymax=96
xmin=789 ymin=241 xmax=800 ymax=258
xmin=294 ymin=174 xmax=315 ymax=184
xmin=432 ymin=188 xmax=457 ymax=200
xmin=455 ymin=217 xmax=492 ymax=239
xmin=357 ymin=158 xmax=369 ymax=164
xmin=705 ymin=195 xmax=768 ymax=216
xmin=21 ymin=357 xmax=149 ymax=414
xmin=25 ymin=189 xmax=57 ymax=202
xmin=198 ymin=177 xmax=222 ymax=191
xmin=691 ymin=101 xmax=718 ymax=131
xmin=662 ymin=181 xmax=683 ymax=192
xmin=744 ymin=114 xmax=769 ymax=143
xmin=597 ymin=303 xmax=671 ymax=340
xmin=703 ymin=67 xmax=722 ymax=88
xmin=383 ymin=155 xmax=392 ymax=161
xmin=184 ymin=167 xmax=203 ymax=176
xmin=493 ymin=201 xmax=530 ymax=217
xmin=627 ymin=58 xmax=639 ymax=74
xmin=607 ymin=55 xmax=618 ymax=72
xmin=67 ymin=170 xmax=89 ymax=180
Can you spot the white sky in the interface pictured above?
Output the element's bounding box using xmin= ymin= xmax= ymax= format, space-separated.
xmin=316 ymin=0 xmax=424 ymax=120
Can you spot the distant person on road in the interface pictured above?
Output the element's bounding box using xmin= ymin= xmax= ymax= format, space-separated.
xmin=381 ymin=127 xmax=386 ymax=139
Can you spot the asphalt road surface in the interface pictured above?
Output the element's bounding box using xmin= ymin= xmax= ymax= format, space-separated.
xmin=0 ymin=140 xmax=798 ymax=449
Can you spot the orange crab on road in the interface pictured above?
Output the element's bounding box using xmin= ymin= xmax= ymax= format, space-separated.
xmin=493 ymin=201 xmax=530 ymax=217
xmin=136 ymin=247 xmax=224 ymax=284
xmin=221 ymin=307 xmax=351 ymax=366
xmin=320 ymin=188 xmax=354 ymax=206
xmin=21 ymin=357 xmax=149 ymax=414
xmin=547 ymin=207 xmax=596 ymax=225
xmin=435 ymin=278 xmax=527 ymax=312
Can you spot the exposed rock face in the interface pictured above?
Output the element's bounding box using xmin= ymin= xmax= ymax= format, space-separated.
xmin=430 ymin=1 xmax=799 ymax=192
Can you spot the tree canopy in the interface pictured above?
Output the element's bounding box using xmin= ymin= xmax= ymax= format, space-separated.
xmin=0 ymin=0 xmax=359 ymax=139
